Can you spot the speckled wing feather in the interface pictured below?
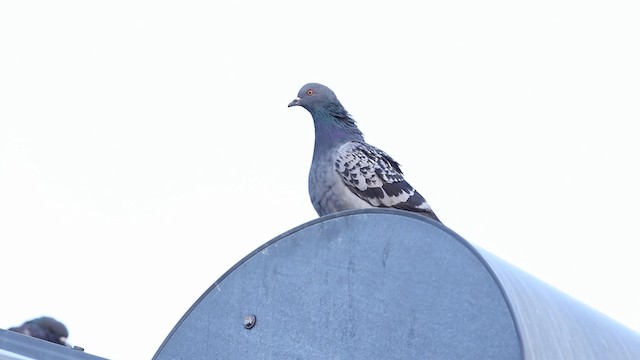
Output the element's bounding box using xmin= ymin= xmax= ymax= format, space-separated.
xmin=334 ymin=141 xmax=438 ymax=220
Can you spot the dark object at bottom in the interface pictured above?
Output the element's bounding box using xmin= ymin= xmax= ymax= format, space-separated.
xmin=0 ymin=328 xmax=106 ymax=360
xmin=154 ymin=209 xmax=640 ymax=360
xmin=8 ymin=316 xmax=69 ymax=346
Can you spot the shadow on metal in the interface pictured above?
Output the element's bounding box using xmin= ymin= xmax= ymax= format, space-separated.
xmin=153 ymin=209 xmax=640 ymax=360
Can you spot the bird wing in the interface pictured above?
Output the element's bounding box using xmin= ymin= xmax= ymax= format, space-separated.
xmin=334 ymin=141 xmax=438 ymax=219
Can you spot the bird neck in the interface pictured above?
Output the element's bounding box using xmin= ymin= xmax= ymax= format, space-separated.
xmin=311 ymin=104 xmax=364 ymax=149
xmin=310 ymin=100 xmax=364 ymax=142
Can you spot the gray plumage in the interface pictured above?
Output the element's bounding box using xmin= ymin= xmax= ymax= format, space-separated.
xmin=288 ymin=83 xmax=440 ymax=222
xmin=9 ymin=316 xmax=69 ymax=346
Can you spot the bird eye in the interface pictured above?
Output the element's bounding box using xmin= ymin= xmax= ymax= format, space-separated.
xmin=307 ymin=89 xmax=314 ymax=96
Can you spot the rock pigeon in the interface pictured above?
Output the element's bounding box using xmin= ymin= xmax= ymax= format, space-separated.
xmin=8 ymin=316 xmax=69 ymax=346
xmin=288 ymin=83 xmax=440 ymax=222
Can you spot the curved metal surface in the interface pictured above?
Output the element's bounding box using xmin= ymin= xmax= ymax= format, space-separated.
xmin=478 ymin=248 xmax=640 ymax=359
xmin=154 ymin=209 xmax=519 ymax=360
xmin=153 ymin=209 xmax=640 ymax=360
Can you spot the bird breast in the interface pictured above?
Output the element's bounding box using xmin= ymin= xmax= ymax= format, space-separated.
xmin=308 ymin=149 xmax=371 ymax=216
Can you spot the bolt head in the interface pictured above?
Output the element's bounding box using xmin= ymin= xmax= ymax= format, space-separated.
xmin=243 ymin=314 xmax=256 ymax=329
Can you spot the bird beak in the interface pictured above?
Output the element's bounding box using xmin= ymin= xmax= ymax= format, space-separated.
xmin=287 ymin=97 xmax=300 ymax=107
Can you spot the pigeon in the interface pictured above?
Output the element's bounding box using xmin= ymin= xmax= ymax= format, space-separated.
xmin=288 ymin=83 xmax=440 ymax=222
xmin=8 ymin=316 xmax=69 ymax=346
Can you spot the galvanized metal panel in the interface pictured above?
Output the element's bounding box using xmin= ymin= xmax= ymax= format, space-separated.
xmin=478 ymin=248 xmax=640 ymax=359
xmin=154 ymin=209 xmax=521 ymax=360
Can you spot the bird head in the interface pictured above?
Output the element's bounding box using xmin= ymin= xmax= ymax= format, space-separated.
xmin=287 ymin=83 xmax=338 ymax=111
xmin=288 ymin=82 xmax=362 ymax=138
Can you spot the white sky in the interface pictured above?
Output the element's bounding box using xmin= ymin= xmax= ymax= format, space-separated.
xmin=1 ymin=1 xmax=639 ymax=359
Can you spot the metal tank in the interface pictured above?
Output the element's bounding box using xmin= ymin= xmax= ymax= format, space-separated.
xmin=153 ymin=209 xmax=640 ymax=359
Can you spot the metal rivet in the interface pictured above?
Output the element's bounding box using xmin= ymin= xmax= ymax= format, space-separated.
xmin=243 ymin=314 xmax=256 ymax=329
